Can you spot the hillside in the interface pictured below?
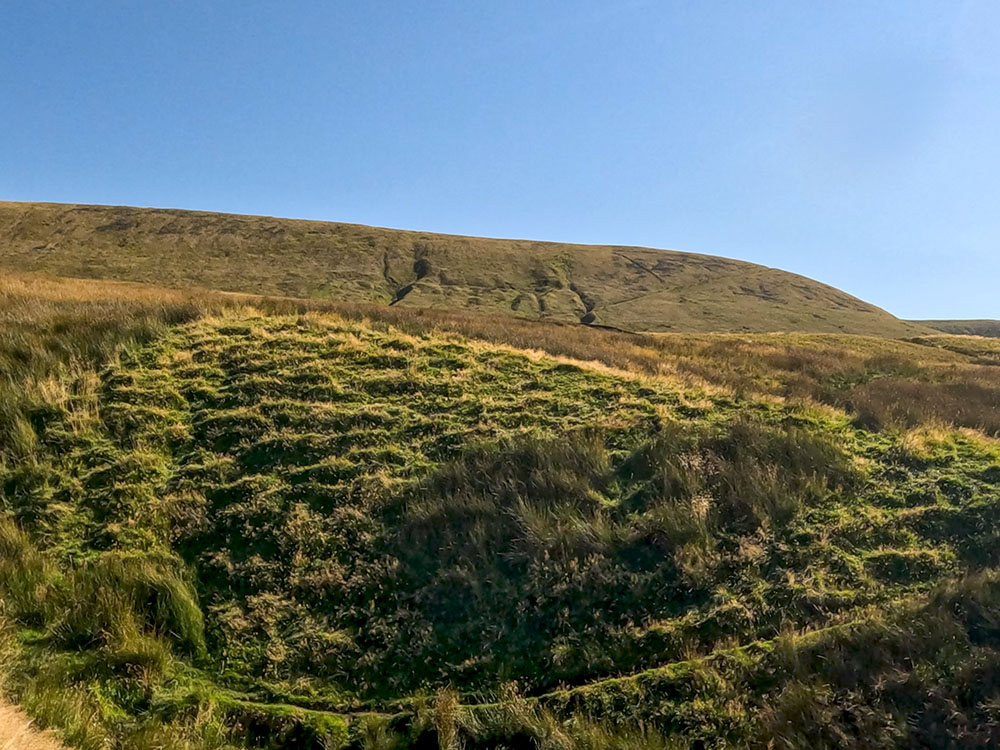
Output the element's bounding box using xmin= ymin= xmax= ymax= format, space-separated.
xmin=2 ymin=273 xmax=1000 ymax=748
xmin=0 ymin=201 xmax=929 ymax=336
xmin=917 ymin=319 xmax=1000 ymax=338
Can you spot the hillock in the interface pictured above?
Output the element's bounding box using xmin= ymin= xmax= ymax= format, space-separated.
xmin=2 ymin=274 xmax=1000 ymax=748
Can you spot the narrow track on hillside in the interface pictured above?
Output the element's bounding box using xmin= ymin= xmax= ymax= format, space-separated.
xmin=0 ymin=702 xmax=65 ymax=750
xmin=221 ymin=612 xmax=876 ymax=723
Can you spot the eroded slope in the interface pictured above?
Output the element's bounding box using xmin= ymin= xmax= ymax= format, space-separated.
xmin=0 ymin=201 xmax=928 ymax=336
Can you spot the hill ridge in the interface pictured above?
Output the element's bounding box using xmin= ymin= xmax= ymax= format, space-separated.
xmin=0 ymin=200 xmax=928 ymax=337
xmin=915 ymin=319 xmax=1000 ymax=338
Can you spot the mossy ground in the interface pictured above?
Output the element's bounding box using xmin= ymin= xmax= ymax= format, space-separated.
xmin=2 ymin=284 xmax=1000 ymax=748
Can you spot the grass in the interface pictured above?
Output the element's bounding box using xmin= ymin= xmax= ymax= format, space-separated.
xmin=0 ymin=271 xmax=1000 ymax=747
xmin=4 ymin=273 xmax=997 ymax=436
xmin=918 ymin=319 xmax=1000 ymax=338
xmin=0 ymin=200 xmax=931 ymax=336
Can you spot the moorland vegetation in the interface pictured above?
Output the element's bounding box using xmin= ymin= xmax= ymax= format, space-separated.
xmin=0 ymin=202 xmax=931 ymax=336
xmin=1 ymin=272 xmax=1000 ymax=748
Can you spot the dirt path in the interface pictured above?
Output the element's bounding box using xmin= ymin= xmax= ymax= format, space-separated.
xmin=0 ymin=702 xmax=64 ymax=750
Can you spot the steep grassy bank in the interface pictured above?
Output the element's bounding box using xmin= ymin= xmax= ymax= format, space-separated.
xmin=2 ymin=273 xmax=1000 ymax=747
xmin=0 ymin=201 xmax=929 ymax=336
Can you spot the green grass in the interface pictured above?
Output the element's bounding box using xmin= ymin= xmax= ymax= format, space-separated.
xmin=0 ymin=201 xmax=931 ymax=336
xmin=1 ymin=274 xmax=1000 ymax=747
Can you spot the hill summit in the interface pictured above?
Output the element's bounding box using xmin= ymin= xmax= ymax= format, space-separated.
xmin=0 ymin=201 xmax=926 ymax=336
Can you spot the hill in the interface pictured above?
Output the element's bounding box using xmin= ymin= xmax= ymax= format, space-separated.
xmin=2 ymin=273 xmax=1000 ymax=748
xmin=917 ymin=319 xmax=1000 ymax=338
xmin=0 ymin=201 xmax=929 ymax=336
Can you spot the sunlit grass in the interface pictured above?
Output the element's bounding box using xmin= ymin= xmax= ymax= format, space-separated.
xmin=2 ymin=271 xmax=1000 ymax=748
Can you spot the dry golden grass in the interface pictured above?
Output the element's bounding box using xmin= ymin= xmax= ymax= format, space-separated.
xmin=0 ymin=702 xmax=64 ymax=750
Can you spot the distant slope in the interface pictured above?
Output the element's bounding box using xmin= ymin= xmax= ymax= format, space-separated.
xmin=916 ymin=319 xmax=1000 ymax=338
xmin=0 ymin=201 xmax=928 ymax=336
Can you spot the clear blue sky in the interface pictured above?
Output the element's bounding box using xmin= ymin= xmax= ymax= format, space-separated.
xmin=2 ymin=1 xmax=997 ymax=319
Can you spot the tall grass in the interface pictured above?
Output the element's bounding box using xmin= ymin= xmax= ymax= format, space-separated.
xmin=2 ymin=272 xmax=1000 ymax=748
xmin=2 ymin=271 xmax=998 ymax=439
xmin=383 ymin=418 xmax=862 ymax=695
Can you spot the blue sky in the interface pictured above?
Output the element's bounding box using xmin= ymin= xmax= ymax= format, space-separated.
xmin=2 ymin=1 xmax=998 ymax=319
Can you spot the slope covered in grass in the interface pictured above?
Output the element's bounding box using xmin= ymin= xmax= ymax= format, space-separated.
xmin=918 ymin=319 xmax=1000 ymax=338
xmin=1 ymin=272 xmax=1000 ymax=747
xmin=0 ymin=201 xmax=930 ymax=336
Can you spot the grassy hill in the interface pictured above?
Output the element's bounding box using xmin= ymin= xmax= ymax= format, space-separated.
xmin=917 ymin=320 xmax=1000 ymax=338
xmin=1 ymin=272 xmax=1000 ymax=748
xmin=0 ymin=201 xmax=930 ymax=336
